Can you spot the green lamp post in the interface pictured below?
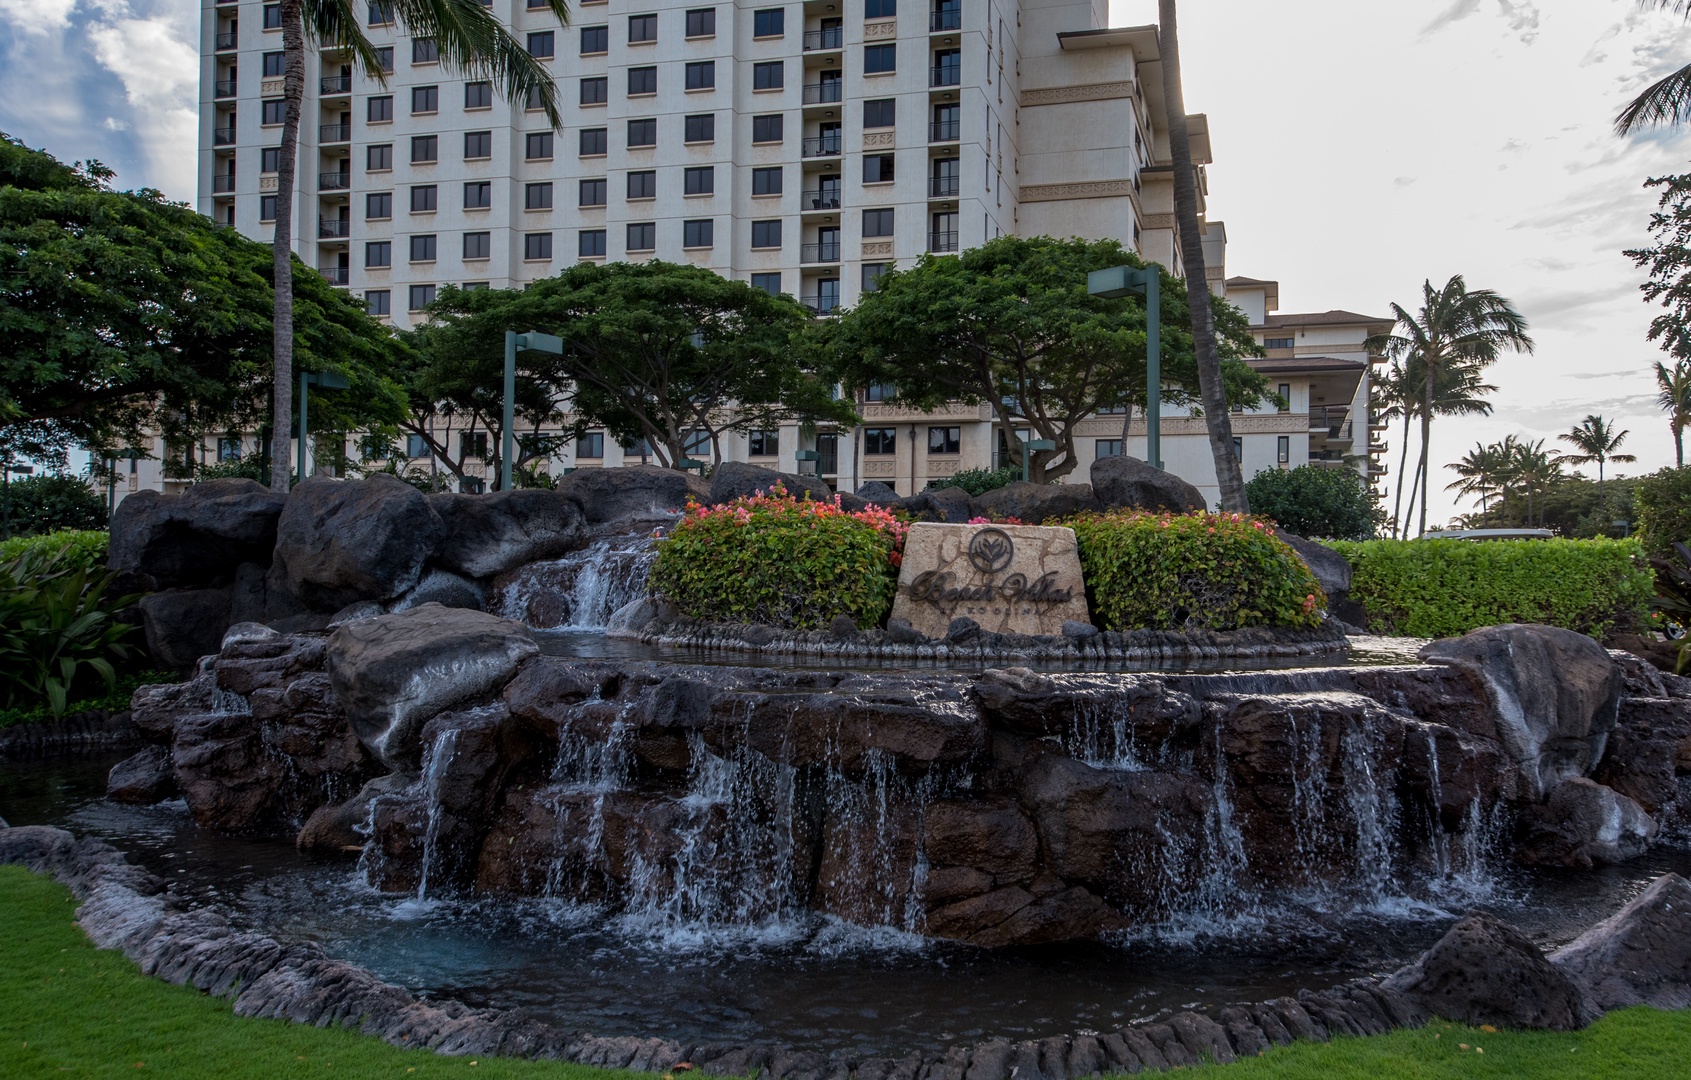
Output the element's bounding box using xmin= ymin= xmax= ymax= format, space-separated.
xmin=1087 ymin=265 xmax=1162 ymax=470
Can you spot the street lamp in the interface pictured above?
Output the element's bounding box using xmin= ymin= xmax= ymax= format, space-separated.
xmin=1022 ymin=438 xmax=1055 ymax=483
xmin=2 ymin=462 xmax=35 ymax=539
xmin=298 ymin=370 xmax=350 ymax=481
xmin=1086 ymin=265 xmax=1163 ymax=470
xmin=503 ymin=331 xmax=565 ymax=491
xmin=104 ymin=449 xmax=143 ymax=517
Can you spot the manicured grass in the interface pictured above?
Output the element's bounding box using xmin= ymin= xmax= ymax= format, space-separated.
xmin=0 ymin=866 xmax=633 ymax=1078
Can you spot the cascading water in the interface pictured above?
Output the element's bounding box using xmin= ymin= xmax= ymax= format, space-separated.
xmin=414 ymin=727 xmax=462 ymax=901
xmin=491 ymin=534 xmax=659 ymax=630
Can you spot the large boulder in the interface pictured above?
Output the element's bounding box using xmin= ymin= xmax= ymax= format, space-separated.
xmin=970 ymin=482 xmax=1100 ymax=524
xmin=709 ymin=461 xmax=834 ymax=505
xmin=557 ymin=465 xmax=704 ymax=524
xmin=1593 ymin=696 xmax=1691 ymax=816
xmin=1516 ymin=777 xmax=1657 ymax=868
xmin=1090 ymin=455 xmax=1206 ymax=513
xmin=1419 ymin=625 xmax=1623 ymax=800
xmin=854 ymin=481 xmax=901 ymax=507
xmin=1276 ymin=531 xmax=1359 ymax=622
xmin=428 ymin=489 xmax=588 ymax=578
xmin=108 ymin=479 xmax=286 ymax=591
xmin=138 ymin=586 xmax=235 ymax=672
xmin=897 ymin=485 xmax=974 ymax=523
xmin=326 ymin=604 xmax=538 ymax=772
xmin=1384 ymin=911 xmax=1595 ymax=1030
xmin=272 ymin=475 xmax=447 ymax=611
xmin=1551 ymin=873 xmax=1691 ymax=1010
xmin=106 ymin=746 xmax=177 ymax=804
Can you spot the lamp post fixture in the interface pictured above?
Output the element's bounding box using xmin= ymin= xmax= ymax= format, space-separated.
xmin=503 ymin=331 xmax=565 ymax=491
xmin=1022 ymin=438 xmax=1055 ymax=483
xmin=1087 ymin=265 xmax=1163 ymax=470
xmin=297 ymin=370 xmax=350 ymax=482
xmin=104 ymin=449 xmax=143 ymax=517
xmin=2 ymin=462 xmax=35 ymax=539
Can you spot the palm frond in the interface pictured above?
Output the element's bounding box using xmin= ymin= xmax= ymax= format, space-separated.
xmin=389 ymin=0 xmax=569 ymax=127
xmin=304 ymin=0 xmax=387 ymax=81
xmin=1617 ymin=63 xmax=1691 ymax=134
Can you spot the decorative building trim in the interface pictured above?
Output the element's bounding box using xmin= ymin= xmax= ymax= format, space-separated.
xmin=925 ymin=457 xmax=961 ymax=476
xmin=1019 ymin=179 xmax=1132 ymax=203
xmin=863 ymin=460 xmax=896 ymax=477
xmin=1073 ymin=415 xmax=1311 ymax=438
xmin=863 ymin=131 xmax=894 ymax=148
xmin=865 ymin=20 xmax=897 ymax=38
xmin=861 ymin=241 xmax=893 ymax=257
xmin=259 ymin=176 xmax=279 ymax=192
xmin=1020 ymin=81 xmax=1133 ymax=107
xmin=261 ymin=78 xmax=284 ymax=96
xmin=861 ymin=402 xmax=985 ymax=420
xmin=1139 ymin=213 xmax=1174 ymax=229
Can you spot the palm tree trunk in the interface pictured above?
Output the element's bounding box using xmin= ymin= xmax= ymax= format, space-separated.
xmin=1404 ymin=453 xmax=1423 ymax=537
xmin=1677 ymin=420 xmax=1685 ymax=468
xmin=1417 ymin=361 xmax=1435 ymax=537
xmin=1157 ymin=0 xmax=1245 ymax=512
xmin=1392 ymin=410 xmax=1412 ymax=539
xmin=268 ymin=0 xmax=305 ymax=494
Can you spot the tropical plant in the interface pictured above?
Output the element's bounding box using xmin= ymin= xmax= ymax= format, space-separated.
xmin=1616 ymin=2 xmax=1691 ymax=133
xmin=1654 ymin=359 xmax=1691 ymax=466
xmin=1635 ymin=465 xmax=1691 ymax=558
xmin=0 ymin=541 xmax=141 ymax=717
xmin=1648 ymin=541 xmax=1691 ymax=672
xmin=1366 ymin=276 xmax=1534 ymax=537
xmin=1396 ymin=359 xmax=1498 ymax=539
xmin=0 ymin=530 xmax=107 ymax=573
xmin=931 ymin=466 xmax=1020 ymax=497
xmin=1445 ymin=440 xmax=1510 ymax=517
xmin=1559 ymin=415 xmax=1636 ymax=503
xmin=263 ymin=0 xmax=569 ymax=494
xmin=1243 ymin=464 xmax=1380 ymax=540
xmin=0 ymin=474 xmax=106 ymax=536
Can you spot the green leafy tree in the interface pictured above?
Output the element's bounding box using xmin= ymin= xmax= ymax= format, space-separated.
xmin=1243 ymin=464 xmax=1380 ymax=540
xmin=263 ymin=0 xmax=569 ymax=494
xmin=1655 ymin=359 xmax=1691 ymax=466
xmin=1559 ymin=415 xmax=1636 ymax=504
xmin=821 ymin=236 xmax=1267 ymax=484
xmin=1635 ymin=466 xmax=1691 ymax=558
xmin=1 ymin=475 xmax=106 ymax=537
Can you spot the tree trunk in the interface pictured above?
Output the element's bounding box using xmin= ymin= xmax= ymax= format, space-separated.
xmin=1157 ymin=0 xmax=1244 ymax=512
xmin=1392 ymin=409 xmax=1413 ymax=539
xmin=1404 ymin=452 xmax=1423 ymax=535
xmin=1417 ymin=360 xmax=1435 ymax=537
xmin=269 ymin=0 xmax=305 ymax=494
xmin=1677 ymin=420 xmax=1685 ymax=468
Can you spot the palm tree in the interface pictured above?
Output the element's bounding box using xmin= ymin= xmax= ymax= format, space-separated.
xmin=1617 ymin=2 xmax=1691 ymax=133
xmin=1558 ymin=415 xmax=1636 ymax=503
xmin=267 ymin=1 xmax=568 ymax=493
xmin=1509 ymin=439 xmax=1564 ymax=528
xmin=1655 ymin=359 xmax=1691 ymax=466
xmin=1446 ymin=441 xmax=1507 ymax=516
xmin=1366 ymin=276 xmax=1533 ymax=537
xmin=1156 ymin=0 xmax=1246 ymax=512
xmin=1374 ymin=358 xmax=1418 ymax=539
xmin=1377 ymin=356 xmax=1496 ymax=537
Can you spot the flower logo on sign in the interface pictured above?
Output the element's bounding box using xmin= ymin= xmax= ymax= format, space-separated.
xmin=967 ymin=527 xmax=1015 ymax=575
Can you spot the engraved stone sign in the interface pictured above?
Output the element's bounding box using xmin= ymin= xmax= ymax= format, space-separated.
xmin=890 ymin=523 xmax=1091 ymax=639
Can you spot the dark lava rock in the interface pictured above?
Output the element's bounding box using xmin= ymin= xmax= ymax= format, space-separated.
xmin=1552 ymin=872 xmax=1691 ymax=1010
xmin=387 ymin=568 xmax=486 ymax=613
xmin=970 ymin=482 xmax=1100 ymax=524
xmin=854 ymin=481 xmax=901 ymax=506
xmin=107 ymin=746 xmax=177 ymax=804
xmin=428 ymin=488 xmax=588 ymax=578
xmin=558 ymin=464 xmax=704 ymax=524
xmin=139 ymin=586 xmax=234 ymax=672
xmin=1275 ymin=531 xmax=1352 ymax=618
xmin=296 ymin=774 xmax=409 ymax=852
xmin=710 ymin=461 xmax=835 ymax=505
xmin=947 ymin=617 xmax=981 ymax=644
xmin=1090 ymin=455 xmax=1205 ymax=512
xmin=1516 ymin=777 xmax=1657 ymax=868
xmin=886 ymin=617 xmax=926 ymax=644
xmin=1060 ymin=620 xmax=1099 ymax=639
xmin=326 ymin=604 xmax=538 ymax=772
xmin=897 ymin=486 xmax=974 ymax=523
xmin=272 ymin=475 xmax=447 ymax=611
xmin=108 ymin=479 xmax=286 ymax=592
xmin=1385 ymin=911 xmax=1595 ymax=1030
xmin=1594 ymin=695 xmax=1691 ymax=816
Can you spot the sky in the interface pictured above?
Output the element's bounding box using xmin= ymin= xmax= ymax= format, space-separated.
xmin=2 ymin=0 xmax=1691 ymax=525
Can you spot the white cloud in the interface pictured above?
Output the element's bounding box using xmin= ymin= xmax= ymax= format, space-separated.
xmin=0 ymin=0 xmax=75 ymax=35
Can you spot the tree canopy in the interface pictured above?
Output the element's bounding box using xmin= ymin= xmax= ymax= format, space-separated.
xmin=1244 ymin=463 xmax=1380 ymax=541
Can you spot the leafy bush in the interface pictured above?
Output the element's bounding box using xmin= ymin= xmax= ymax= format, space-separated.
xmin=650 ymin=483 xmax=908 ymax=630
xmin=0 ymin=530 xmax=107 ymax=574
xmin=1066 ymin=511 xmax=1325 ymax=632
xmin=1634 ymin=466 xmax=1691 ymax=559
xmin=931 ymin=466 xmax=1020 ymax=497
xmin=194 ymin=458 xmax=268 ymax=483
xmin=0 ymin=669 xmax=174 ymax=729
xmin=2 ymin=474 xmax=107 ymax=535
xmin=1244 ymin=464 xmax=1380 ymax=540
xmin=0 ymin=540 xmax=142 ymax=717
xmin=1327 ymin=537 xmax=1653 ymax=639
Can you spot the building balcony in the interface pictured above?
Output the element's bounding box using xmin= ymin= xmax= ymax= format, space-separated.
xmin=930 ymin=66 xmax=961 ymax=88
xmin=318 ymin=217 xmax=351 ymax=238
xmin=930 ymin=8 xmax=962 ymax=32
xmin=929 ymin=119 xmax=959 ymax=142
xmin=803 ymin=27 xmax=843 ymax=51
xmin=213 ymin=78 xmax=237 ymax=99
xmin=211 ymin=173 xmax=236 ymax=193
xmin=802 ymin=81 xmax=844 ymax=105
xmin=318 ymin=170 xmax=349 ymax=191
xmin=800 ymin=188 xmax=842 ymax=211
xmin=214 ymin=31 xmax=238 ymax=51
xmin=212 ymin=126 xmax=237 ymax=146
xmin=215 ymin=0 xmax=237 ymax=5
xmin=318 ymin=266 xmax=350 ymax=285
xmin=801 ymin=241 xmax=841 ymax=264
xmin=802 ymin=135 xmax=842 ymax=158
xmin=929 ymin=175 xmax=959 ymax=198
xmin=928 ymin=230 xmax=959 ymax=253
xmin=320 ymin=74 xmax=352 ymax=95
xmin=320 ymin=123 xmax=351 ymax=143
xmin=801 ymin=295 xmax=839 ymax=315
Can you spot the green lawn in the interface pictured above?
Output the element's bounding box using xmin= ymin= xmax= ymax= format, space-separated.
xmin=2 ymin=862 xmax=1690 ymax=1079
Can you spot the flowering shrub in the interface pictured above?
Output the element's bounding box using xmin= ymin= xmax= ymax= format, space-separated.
xmin=650 ymin=483 xmax=908 ymax=630
xmin=1065 ymin=510 xmax=1325 ymax=632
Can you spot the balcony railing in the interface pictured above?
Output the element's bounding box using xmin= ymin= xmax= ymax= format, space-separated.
xmin=801 ymin=241 xmax=841 ymax=263
xmin=318 ymin=266 xmax=350 ymax=285
xmin=318 ymin=170 xmax=350 ymax=190
xmin=212 ymin=126 xmax=237 ymax=146
xmin=800 ymin=188 xmax=842 ymax=210
xmin=802 ymin=81 xmax=844 ymax=105
xmin=801 ymin=295 xmax=839 ymax=315
xmin=929 ymin=175 xmax=959 ymax=198
xmin=803 ymin=27 xmax=843 ymax=51
xmin=214 ymin=31 xmax=238 ymax=50
xmin=213 ymin=78 xmax=237 ymax=99
xmin=319 ymin=217 xmax=351 ymax=238
xmin=929 ymin=119 xmax=959 ymax=142
xmin=928 ymin=230 xmax=959 ymax=253
xmin=320 ymin=74 xmax=352 ymax=94
xmin=930 ymin=8 xmax=962 ymax=31
xmin=930 ymin=65 xmax=961 ymax=87
xmin=211 ymin=173 xmax=236 ymax=193
xmin=802 ymin=135 xmax=842 ymax=158
xmin=320 ymin=123 xmax=351 ymax=142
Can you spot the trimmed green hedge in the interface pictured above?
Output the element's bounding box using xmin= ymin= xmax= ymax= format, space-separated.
xmin=1067 ymin=511 xmax=1325 ymax=632
xmin=1327 ymin=537 xmax=1653 ymax=639
xmin=930 ymin=466 xmax=1020 ymax=497
xmin=0 ymin=529 xmax=108 ymax=574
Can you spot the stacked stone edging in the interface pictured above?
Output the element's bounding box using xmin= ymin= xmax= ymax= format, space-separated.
xmin=0 ymin=710 xmax=139 ymax=762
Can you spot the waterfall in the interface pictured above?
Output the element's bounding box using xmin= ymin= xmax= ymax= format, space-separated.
xmin=1341 ymin=725 xmax=1397 ymax=902
xmin=1065 ymin=700 xmax=1150 ymax=771
xmin=491 ymin=534 xmax=658 ymax=630
xmin=415 ymin=728 xmax=461 ymax=901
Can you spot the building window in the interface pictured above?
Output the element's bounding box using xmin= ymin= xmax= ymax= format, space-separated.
xmin=862 ymin=262 xmax=889 ymax=292
xmin=580 ymin=127 xmax=608 ymax=155
xmin=465 ymin=81 xmax=492 ymax=109
xmin=410 ymin=135 xmax=437 ymax=163
xmin=683 ymin=219 xmax=714 ymax=247
xmin=753 ymin=61 xmax=783 ymax=90
xmin=405 ymin=433 xmax=427 ymax=458
xmin=262 ymin=99 xmax=285 ymax=125
xmin=413 ymin=38 xmax=438 ymax=63
xmin=864 ymin=382 xmax=895 ymax=402
xmin=628 ymin=66 xmax=658 ymax=95
xmin=576 ymin=431 xmax=606 ymax=458
xmin=581 ymin=76 xmax=608 ymax=104
xmin=525 ymin=182 xmax=553 ymax=209
xmin=864 ymin=98 xmax=896 ymax=129
xmin=864 ymin=44 xmax=896 ymax=74
xmin=863 ymin=428 xmax=898 ymax=455
xmin=263 ymin=3 xmax=281 ymax=28
xmin=526 ymin=131 xmax=554 ymax=159
xmin=862 ymin=208 xmax=894 ymax=237
xmin=409 ymin=234 xmax=437 ymax=262
xmin=1277 ymin=435 xmax=1291 ymax=464
xmin=366 ymin=289 xmax=391 ymax=316
xmin=524 ymin=232 xmax=553 ymax=260
xmin=366 ymin=2 xmax=392 ymax=26
xmin=866 ymin=0 xmax=895 ymax=16
xmin=684 ymin=114 xmax=715 ymax=143
xmin=460 ymin=431 xmax=489 ymax=459
xmin=628 ymin=12 xmax=657 ymax=43
xmin=751 ymin=219 xmax=781 ymax=249
xmin=682 ymin=430 xmax=712 ymax=458
xmin=464 ymin=231 xmax=491 ymax=259
xmin=932 ymin=102 xmax=960 ymax=140
xmin=262 ymin=147 xmax=283 ymax=173
xmin=579 ymin=229 xmax=607 ymax=257
xmin=1232 ymin=437 xmax=1243 ymax=461
xmin=464 ymin=181 xmax=492 ymax=209
xmin=627 ymin=221 xmax=656 ymax=251
xmin=367 ymin=95 xmax=393 ymax=122
xmin=259 ymin=195 xmax=278 ymax=221
xmin=463 ymin=130 xmax=491 ymax=159
xmin=365 ymin=143 xmax=391 ymax=171
xmin=262 ymin=51 xmax=285 ymax=77
xmin=928 ymin=426 xmax=960 ymax=455
xmin=375 ymin=45 xmax=394 ymax=73
xmin=579 ymin=178 xmax=607 ymax=206
xmin=628 ymin=170 xmax=657 ymax=199
xmin=752 ymin=167 xmax=782 ymax=195
xmin=411 ymin=85 xmax=438 ymax=113
xmin=751 ymin=272 xmax=782 ymax=295
xmin=863 ymin=153 xmax=894 ymax=183
xmin=685 ymin=61 xmax=715 ymax=90
xmin=753 ymin=114 xmax=784 ymax=143
xmin=753 ymin=8 xmax=784 ymax=36
xmin=1264 ymin=337 xmax=1295 ymax=349
xmin=365 ymin=191 xmax=392 ymax=219
xmin=410 ymin=184 xmax=437 ymax=212
xmin=408 ymin=283 xmax=436 ymax=310
xmin=1096 ymin=439 xmax=1122 ymax=459
xmin=933 ymin=48 xmax=960 ymax=85
xmin=580 ymin=25 xmax=607 ymax=53
xmin=1277 ymin=383 xmax=1292 ymax=412
xmin=686 ymin=8 xmax=715 ymax=37
xmin=527 ymin=31 xmax=554 ymax=58
xmin=627 ymin=117 xmax=657 ymax=147
xmin=683 ymin=166 xmax=714 ymax=195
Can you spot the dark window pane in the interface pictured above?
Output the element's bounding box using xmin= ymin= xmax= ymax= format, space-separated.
xmin=409 ymin=234 xmax=436 ymax=261
xmin=628 ymin=170 xmax=657 ymax=198
xmin=685 ymin=8 xmax=715 ymax=36
xmin=464 ymin=231 xmax=491 ymax=259
xmin=628 ymin=66 xmax=657 ymax=94
xmin=367 ymin=95 xmax=392 ymax=122
xmin=750 ymin=272 xmax=781 ymax=296
xmin=526 ymin=131 xmax=554 ymax=159
xmin=411 ymin=85 xmax=438 ymax=113
xmin=627 ymin=117 xmax=657 ymax=146
xmin=863 ymin=153 xmax=894 ymax=183
xmin=864 ymin=44 xmax=895 ymax=74
xmin=683 ymin=219 xmax=713 ymax=247
xmin=684 ymin=114 xmax=715 ymax=142
xmin=579 ymin=229 xmax=607 ymax=257
xmin=753 ymin=9 xmax=783 ymax=36
xmin=580 ymin=127 xmax=608 ymax=155
xmin=465 ymin=81 xmax=492 ymax=108
xmin=411 ymin=134 xmax=438 ymax=162
xmin=526 ymin=31 xmax=554 ymax=58
xmin=580 ymin=76 xmax=608 ymax=104
xmin=752 ymin=114 xmax=783 ymax=143
xmin=365 ymin=191 xmax=392 ymax=218
xmin=579 ymin=178 xmax=607 ymax=206
xmin=683 ymin=166 xmax=714 ymax=195
xmin=525 ymin=182 xmax=553 ymax=209
xmin=581 ymin=25 xmax=607 ymax=53
xmin=366 ymin=289 xmax=390 ymax=316
xmin=751 ymin=219 xmax=781 ymax=248
xmin=463 ymin=130 xmax=491 ymax=158
xmin=865 ymin=0 xmax=895 ymax=16
xmin=410 ymin=184 xmax=437 ymax=211
xmin=753 ymin=61 xmax=783 ymax=90
xmin=685 ymin=61 xmax=715 ymax=90
xmin=464 ymin=181 xmax=491 ymax=208
xmin=864 ymin=98 xmax=896 ymax=129
xmin=752 ymin=167 xmax=782 ymax=195
xmin=629 ymin=13 xmax=657 ymax=42
xmin=524 ymin=232 xmax=553 ymax=259
xmin=627 ymin=222 xmax=656 ymax=251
